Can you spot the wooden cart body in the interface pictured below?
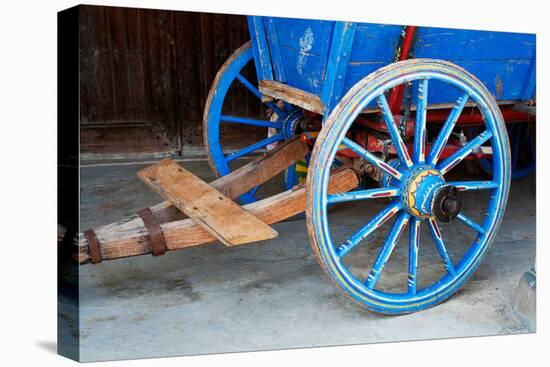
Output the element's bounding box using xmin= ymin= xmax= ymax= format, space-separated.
xmin=248 ymin=17 xmax=536 ymax=115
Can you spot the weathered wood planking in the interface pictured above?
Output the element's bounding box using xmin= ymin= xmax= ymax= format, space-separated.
xmin=259 ymin=80 xmax=325 ymax=115
xmin=77 ymin=168 xmax=359 ymax=263
xmin=79 ymin=5 xmax=252 ymax=147
xmin=149 ymin=137 xmax=309 ymax=223
xmin=138 ymin=160 xmax=278 ymax=246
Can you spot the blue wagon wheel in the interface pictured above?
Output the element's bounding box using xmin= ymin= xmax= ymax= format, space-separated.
xmin=479 ymin=121 xmax=535 ymax=180
xmin=306 ymin=59 xmax=511 ymax=314
xmin=203 ymin=42 xmax=301 ymax=203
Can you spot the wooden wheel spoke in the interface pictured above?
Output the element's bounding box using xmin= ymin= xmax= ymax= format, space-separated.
xmin=336 ymin=202 xmax=402 ymax=257
xmin=408 ymin=217 xmax=421 ymax=295
xmin=427 ymin=217 xmax=456 ymax=276
xmin=236 ymin=73 xmax=287 ymax=118
xmin=225 ymin=133 xmax=284 ymax=162
xmin=365 ymin=212 xmax=410 ymax=289
xmin=249 ymin=186 xmax=260 ymax=196
xmin=413 ymin=79 xmax=429 ymax=164
xmin=343 ymin=137 xmax=403 ymax=180
xmin=436 ymin=130 xmax=493 ymax=175
xmin=376 ymin=94 xmax=413 ymax=168
xmin=456 ymin=212 xmax=486 ymax=234
xmin=427 ymin=93 xmax=469 ymax=165
xmin=447 ymin=180 xmax=498 ymax=191
xmin=327 ymin=187 xmax=400 ymax=204
xmin=235 ymin=73 xmax=262 ymax=99
xmin=220 ymin=115 xmax=282 ymax=129
xmin=285 ymin=164 xmax=296 ymax=190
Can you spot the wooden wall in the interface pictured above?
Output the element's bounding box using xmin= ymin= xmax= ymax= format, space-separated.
xmin=79 ymin=5 xmax=256 ymax=153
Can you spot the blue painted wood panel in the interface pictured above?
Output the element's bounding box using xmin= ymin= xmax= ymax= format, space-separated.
xmin=320 ymin=22 xmax=356 ymax=112
xmin=413 ymin=28 xmax=535 ymax=60
xmin=272 ymin=18 xmax=334 ymax=55
xmin=265 ymin=17 xmax=334 ymax=94
xmin=349 ymin=24 xmax=402 ymax=62
xmin=411 ymin=59 xmax=534 ymax=104
xmin=278 ymin=45 xmax=327 ymax=93
xmin=247 ymin=16 xmax=274 ymax=81
xmin=248 ymin=16 xmax=536 ymax=104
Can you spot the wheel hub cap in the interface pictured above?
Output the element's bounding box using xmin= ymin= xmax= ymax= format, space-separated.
xmin=401 ymin=166 xmax=445 ymax=219
xmin=432 ymin=185 xmax=462 ymax=222
xmin=280 ymin=108 xmax=303 ymax=139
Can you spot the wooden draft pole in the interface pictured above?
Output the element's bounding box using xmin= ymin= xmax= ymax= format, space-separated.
xmin=76 ymin=168 xmax=358 ymax=263
xmin=77 ymin=137 xmax=309 ymax=263
xmin=140 ymin=136 xmax=309 ymax=224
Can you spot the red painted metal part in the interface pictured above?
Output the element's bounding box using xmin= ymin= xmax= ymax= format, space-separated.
xmin=426 ymin=106 xmax=534 ymax=126
xmin=337 ymin=132 xmax=489 ymax=161
xmin=357 ymin=106 xmax=534 ymax=136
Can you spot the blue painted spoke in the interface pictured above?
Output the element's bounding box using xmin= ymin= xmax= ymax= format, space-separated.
xmin=456 ymin=212 xmax=486 ymax=234
xmin=336 ymin=202 xmax=402 ymax=258
xmin=249 ymin=186 xmax=260 ymax=196
xmin=225 ymin=133 xmax=284 ymax=163
xmin=376 ymin=94 xmax=412 ymax=168
xmin=285 ymin=164 xmax=296 ymax=190
xmin=408 ymin=217 xmax=421 ymax=295
xmin=221 ymin=115 xmax=282 ymax=129
xmin=427 ymin=93 xmax=469 ymax=165
xmin=236 ymin=73 xmax=262 ymax=99
xmin=427 ymin=217 xmax=456 ymax=276
xmin=235 ymin=73 xmax=286 ymax=117
xmin=447 ymin=180 xmax=498 ymax=191
xmin=239 ymin=192 xmax=257 ymax=204
xmin=436 ymin=130 xmax=493 ymax=175
xmin=328 ymin=187 xmax=400 ymax=204
xmin=343 ymin=137 xmax=403 ymax=181
xmin=266 ymin=102 xmax=287 ymax=119
xmin=365 ymin=212 xmax=410 ymax=289
xmin=413 ymin=79 xmax=429 ymax=164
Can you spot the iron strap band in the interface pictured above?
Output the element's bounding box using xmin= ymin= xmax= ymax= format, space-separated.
xmin=84 ymin=229 xmax=102 ymax=264
xmin=137 ymin=208 xmax=167 ymax=256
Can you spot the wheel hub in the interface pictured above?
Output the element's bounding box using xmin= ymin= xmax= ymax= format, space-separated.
xmin=280 ymin=108 xmax=303 ymax=139
xmin=432 ymin=185 xmax=462 ymax=222
xmin=401 ymin=166 xmax=446 ymax=219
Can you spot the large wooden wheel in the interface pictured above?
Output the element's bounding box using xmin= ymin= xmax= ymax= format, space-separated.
xmin=306 ymin=59 xmax=511 ymax=314
xmin=203 ymin=42 xmax=302 ymax=203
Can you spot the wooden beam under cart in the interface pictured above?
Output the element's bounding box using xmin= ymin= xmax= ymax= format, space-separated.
xmin=143 ymin=137 xmax=308 ymax=224
xmin=76 ymin=168 xmax=359 ymax=263
xmin=259 ymin=80 xmax=326 ymax=115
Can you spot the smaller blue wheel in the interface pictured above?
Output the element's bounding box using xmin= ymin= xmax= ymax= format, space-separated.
xmin=479 ymin=121 xmax=535 ymax=179
xmin=307 ymin=59 xmax=511 ymax=314
xmin=203 ymin=43 xmax=302 ymax=203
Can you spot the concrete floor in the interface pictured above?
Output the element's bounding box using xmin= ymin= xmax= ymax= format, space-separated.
xmin=69 ymin=159 xmax=535 ymax=362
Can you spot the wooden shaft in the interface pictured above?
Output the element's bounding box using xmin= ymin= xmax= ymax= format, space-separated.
xmin=76 ymin=168 xmax=358 ymax=263
xmin=76 ymin=137 xmax=307 ymax=262
xmin=147 ymin=137 xmax=309 ymax=224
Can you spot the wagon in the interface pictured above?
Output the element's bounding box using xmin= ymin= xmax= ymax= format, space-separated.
xmin=77 ymin=16 xmax=536 ymax=314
